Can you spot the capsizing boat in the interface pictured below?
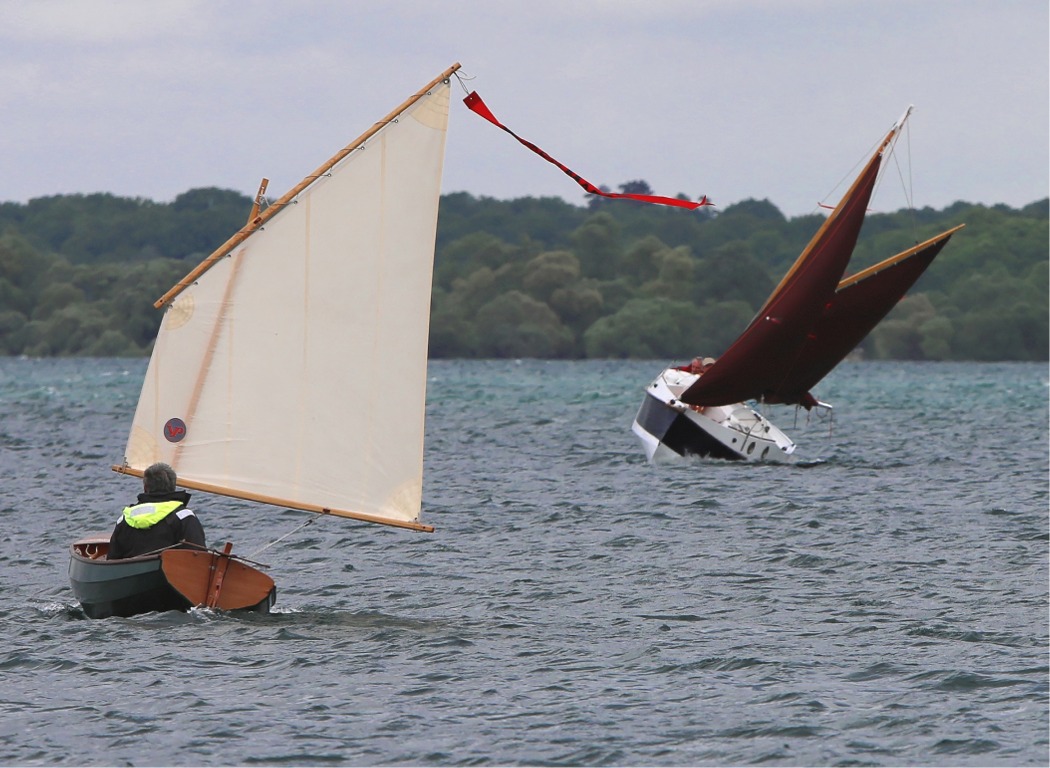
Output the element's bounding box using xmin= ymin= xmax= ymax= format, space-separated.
xmin=633 ymin=106 xmax=964 ymax=462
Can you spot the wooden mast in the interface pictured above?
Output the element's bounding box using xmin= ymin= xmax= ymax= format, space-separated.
xmin=247 ymin=178 xmax=269 ymax=225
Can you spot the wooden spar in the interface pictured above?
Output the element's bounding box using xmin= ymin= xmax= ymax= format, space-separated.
xmin=154 ymin=62 xmax=462 ymax=309
xmin=754 ymin=119 xmax=905 ymax=320
xmin=112 ymin=464 xmax=435 ymax=533
xmin=836 ymin=224 xmax=966 ymax=290
xmin=247 ymin=178 xmax=269 ymax=225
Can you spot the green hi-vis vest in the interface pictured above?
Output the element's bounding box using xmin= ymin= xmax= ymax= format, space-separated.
xmin=122 ymin=500 xmax=184 ymax=529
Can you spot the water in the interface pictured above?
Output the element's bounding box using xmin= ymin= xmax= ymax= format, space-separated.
xmin=1 ymin=357 xmax=1046 ymax=766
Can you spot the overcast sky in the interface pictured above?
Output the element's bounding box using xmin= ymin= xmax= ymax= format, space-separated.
xmin=2 ymin=0 xmax=1046 ymax=218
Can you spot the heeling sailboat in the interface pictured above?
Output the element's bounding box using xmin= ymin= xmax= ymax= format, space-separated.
xmin=633 ymin=106 xmax=965 ymax=463
xmin=69 ymin=63 xmax=461 ymax=618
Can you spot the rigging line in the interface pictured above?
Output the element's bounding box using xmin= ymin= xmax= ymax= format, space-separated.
xmin=452 ymin=70 xmax=475 ymax=96
xmin=819 ymin=132 xmax=884 ymax=210
xmin=886 ymin=149 xmax=912 ymax=209
xmin=877 ymin=128 xmax=911 ymax=206
xmin=905 ymin=118 xmax=914 ymax=208
xmin=820 ymin=160 xmax=865 ymax=211
xmin=245 ymin=514 xmax=319 ymax=558
xmin=869 ymin=123 xmax=913 ymax=217
xmin=876 ymin=127 xmax=921 ymax=238
xmin=902 ymin=119 xmax=920 ymax=234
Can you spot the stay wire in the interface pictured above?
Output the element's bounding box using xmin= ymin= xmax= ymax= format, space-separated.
xmin=245 ymin=513 xmax=320 ymax=559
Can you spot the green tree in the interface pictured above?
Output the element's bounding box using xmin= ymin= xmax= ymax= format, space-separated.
xmin=0 ymin=309 xmax=27 ymax=354
xmin=435 ymin=231 xmax=517 ymax=290
xmin=583 ymin=298 xmax=701 ymax=358
xmin=571 ymin=212 xmax=622 ymax=280
xmin=693 ymin=241 xmax=774 ymax=309
xmin=475 ymin=290 xmax=574 ymax=358
xmin=642 ymin=246 xmax=696 ymax=302
xmin=618 ymin=235 xmax=668 ymax=284
xmin=32 ymin=281 xmax=85 ymax=321
xmin=695 ymin=300 xmax=757 ymax=356
xmin=522 ymin=250 xmax=580 ymax=302
xmin=0 ymin=188 xmax=1045 ymax=360
xmin=918 ymin=315 xmax=955 ymax=360
xmin=85 ymin=329 xmax=140 ymax=357
xmin=872 ymin=294 xmax=938 ymax=359
xmin=549 ymin=279 xmax=604 ymax=337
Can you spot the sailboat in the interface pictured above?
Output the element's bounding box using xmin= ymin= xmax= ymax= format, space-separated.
xmin=69 ymin=63 xmax=461 ymax=618
xmin=633 ymin=106 xmax=964 ymax=463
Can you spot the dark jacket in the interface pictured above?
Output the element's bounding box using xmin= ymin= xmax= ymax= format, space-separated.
xmin=107 ymin=490 xmax=207 ymax=560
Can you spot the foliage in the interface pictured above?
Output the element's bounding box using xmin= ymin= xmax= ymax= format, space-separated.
xmin=0 ymin=189 xmax=1045 ymax=361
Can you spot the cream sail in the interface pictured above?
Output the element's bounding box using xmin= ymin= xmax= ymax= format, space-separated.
xmin=114 ymin=64 xmax=462 ymax=532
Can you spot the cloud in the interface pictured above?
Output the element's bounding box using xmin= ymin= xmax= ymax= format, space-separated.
xmin=5 ymin=0 xmax=211 ymax=44
xmin=0 ymin=1 xmax=1045 ymax=216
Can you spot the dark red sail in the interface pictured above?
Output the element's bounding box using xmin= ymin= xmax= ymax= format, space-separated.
xmin=763 ymin=225 xmax=964 ymax=406
xmin=680 ymin=125 xmax=900 ymax=407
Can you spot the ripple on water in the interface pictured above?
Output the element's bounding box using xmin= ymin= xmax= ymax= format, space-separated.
xmin=0 ymin=358 xmax=1047 ymax=766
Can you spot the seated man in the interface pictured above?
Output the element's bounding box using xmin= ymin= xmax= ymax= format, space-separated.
xmin=108 ymin=462 xmax=206 ymax=559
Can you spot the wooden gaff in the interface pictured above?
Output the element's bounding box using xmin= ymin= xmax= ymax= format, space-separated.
xmin=154 ymin=62 xmax=462 ymax=309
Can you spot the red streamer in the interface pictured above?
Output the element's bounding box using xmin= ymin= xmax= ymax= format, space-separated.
xmin=464 ymin=91 xmax=711 ymax=210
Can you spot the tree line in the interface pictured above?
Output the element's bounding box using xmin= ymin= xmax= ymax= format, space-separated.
xmin=0 ymin=186 xmax=1046 ymax=360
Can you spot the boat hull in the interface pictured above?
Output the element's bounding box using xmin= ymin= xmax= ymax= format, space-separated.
xmin=69 ymin=535 xmax=276 ymax=619
xmin=632 ymin=369 xmax=796 ymax=463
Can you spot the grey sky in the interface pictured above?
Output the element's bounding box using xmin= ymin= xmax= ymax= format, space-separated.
xmin=2 ymin=0 xmax=1046 ymax=217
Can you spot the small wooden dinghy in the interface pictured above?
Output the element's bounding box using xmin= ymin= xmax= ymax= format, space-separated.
xmin=69 ymin=534 xmax=276 ymax=619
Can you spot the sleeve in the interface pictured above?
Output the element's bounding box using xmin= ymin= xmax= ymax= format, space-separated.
xmin=178 ymin=511 xmax=207 ymax=549
xmin=107 ymin=519 xmax=126 ymax=560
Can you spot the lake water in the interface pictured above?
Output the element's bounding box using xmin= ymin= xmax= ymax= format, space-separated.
xmin=0 ymin=357 xmax=1047 ymax=766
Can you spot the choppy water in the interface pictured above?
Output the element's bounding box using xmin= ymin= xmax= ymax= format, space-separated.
xmin=0 ymin=357 xmax=1047 ymax=767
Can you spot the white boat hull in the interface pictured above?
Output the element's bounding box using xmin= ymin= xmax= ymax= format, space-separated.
xmin=632 ymin=368 xmax=796 ymax=463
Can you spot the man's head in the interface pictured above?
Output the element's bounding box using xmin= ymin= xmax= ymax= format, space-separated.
xmin=143 ymin=462 xmax=177 ymax=494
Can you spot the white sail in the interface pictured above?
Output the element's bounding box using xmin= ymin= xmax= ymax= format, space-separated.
xmin=120 ymin=67 xmax=458 ymax=531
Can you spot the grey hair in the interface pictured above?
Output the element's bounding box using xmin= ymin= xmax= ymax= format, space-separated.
xmin=143 ymin=462 xmax=177 ymax=494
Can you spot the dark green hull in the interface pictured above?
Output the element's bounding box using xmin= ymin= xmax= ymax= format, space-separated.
xmin=68 ymin=536 xmax=275 ymax=619
xmin=69 ymin=548 xmax=193 ymax=619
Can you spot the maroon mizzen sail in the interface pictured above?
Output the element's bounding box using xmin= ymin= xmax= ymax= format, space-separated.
xmin=762 ymin=225 xmax=965 ymax=406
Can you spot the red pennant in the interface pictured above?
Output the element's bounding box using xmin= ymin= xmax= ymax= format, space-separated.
xmin=464 ymin=91 xmax=711 ymax=210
